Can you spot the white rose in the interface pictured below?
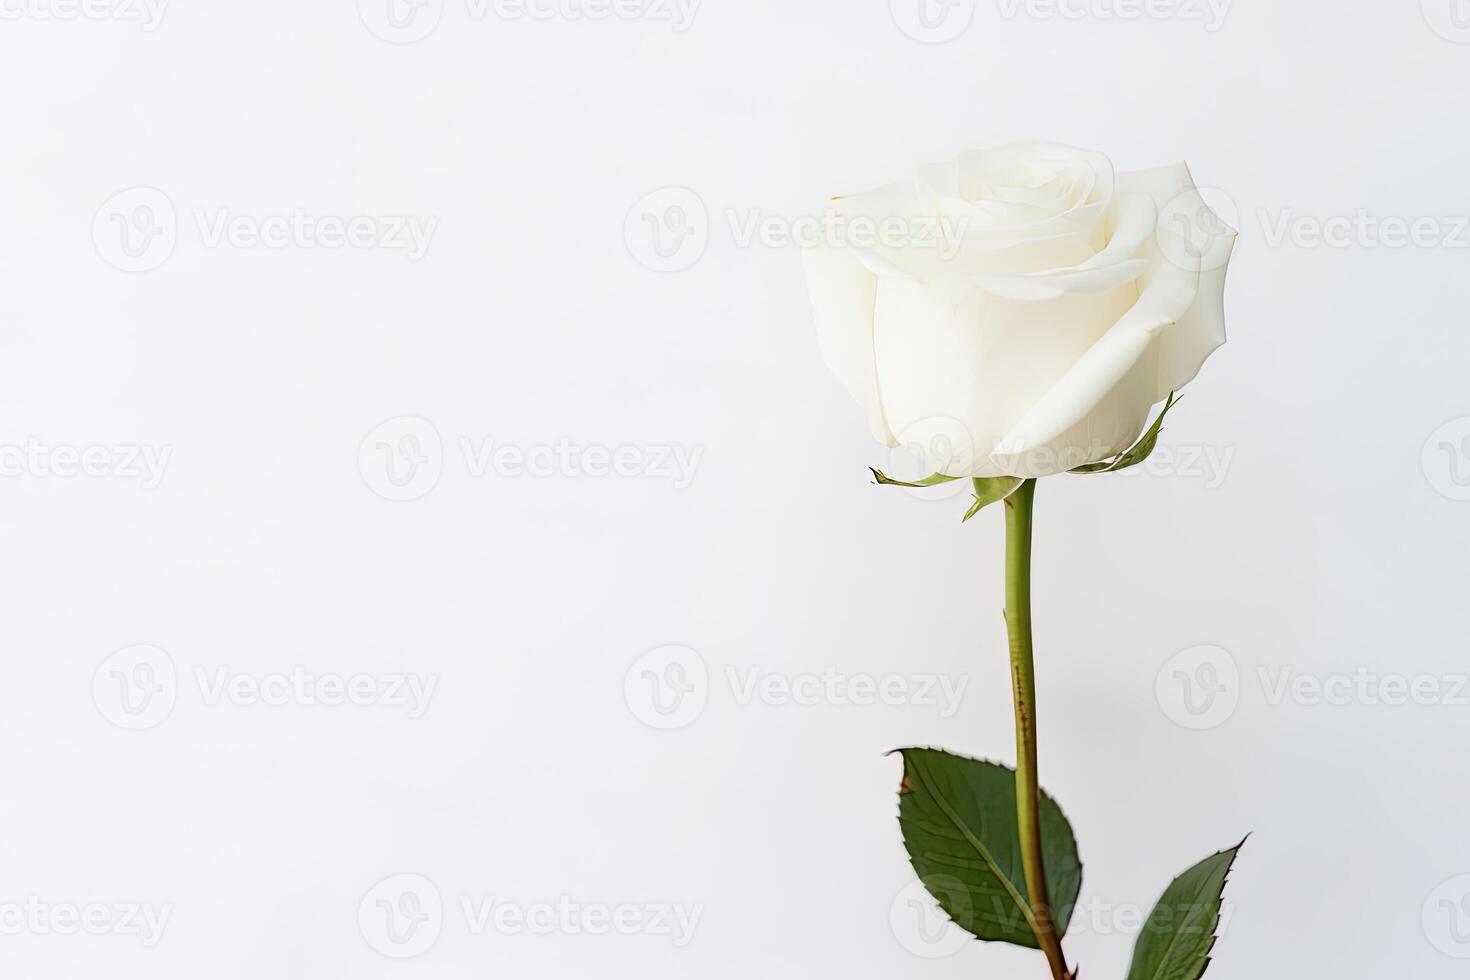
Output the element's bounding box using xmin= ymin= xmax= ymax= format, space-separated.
xmin=802 ymin=141 xmax=1235 ymax=478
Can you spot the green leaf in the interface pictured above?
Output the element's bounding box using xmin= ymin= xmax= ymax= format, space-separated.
xmin=1071 ymin=392 xmax=1180 ymax=474
xmin=1125 ymin=841 xmax=1245 ymax=980
xmin=962 ymin=477 xmax=1025 ymax=522
xmin=895 ymin=748 xmax=1083 ymax=949
xmin=870 ymin=467 xmax=963 ymax=488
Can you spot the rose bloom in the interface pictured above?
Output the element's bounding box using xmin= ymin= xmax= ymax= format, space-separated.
xmin=803 ymin=141 xmax=1235 ymax=478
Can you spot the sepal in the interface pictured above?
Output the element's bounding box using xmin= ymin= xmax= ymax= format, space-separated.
xmin=962 ymin=477 xmax=1025 ymax=521
xmin=1070 ymin=392 xmax=1179 ymax=475
xmin=870 ymin=468 xmax=964 ymax=488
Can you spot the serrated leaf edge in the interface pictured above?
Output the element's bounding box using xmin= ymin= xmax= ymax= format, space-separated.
xmin=900 ymin=749 xmax=1045 ymax=941
xmin=889 ymin=747 xmax=1086 ymax=948
xmin=1130 ymin=838 xmax=1247 ymax=980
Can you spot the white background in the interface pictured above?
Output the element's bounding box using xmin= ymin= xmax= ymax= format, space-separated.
xmin=2 ymin=0 xmax=1469 ymax=977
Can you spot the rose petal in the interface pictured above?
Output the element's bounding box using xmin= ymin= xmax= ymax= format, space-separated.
xmin=1156 ymin=230 xmax=1235 ymax=399
xmin=967 ymin=193 xmax=1157 ymax=300
xmin=801 ymin=241 xmax=896 ymax=447
xmin=988 ymin=257 xmax=1202 ymax=476
xmin=1116 ymin=161 xmax=1199 ymax=213
xmin=921 ymin=142 xmax=1115 ymax=244
xmin=871 ymin=275 xmax=1136 ymax=476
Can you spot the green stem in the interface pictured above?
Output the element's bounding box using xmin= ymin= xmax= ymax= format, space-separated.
xmin=1003 ymin=480 xmax=1072 ymax=980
